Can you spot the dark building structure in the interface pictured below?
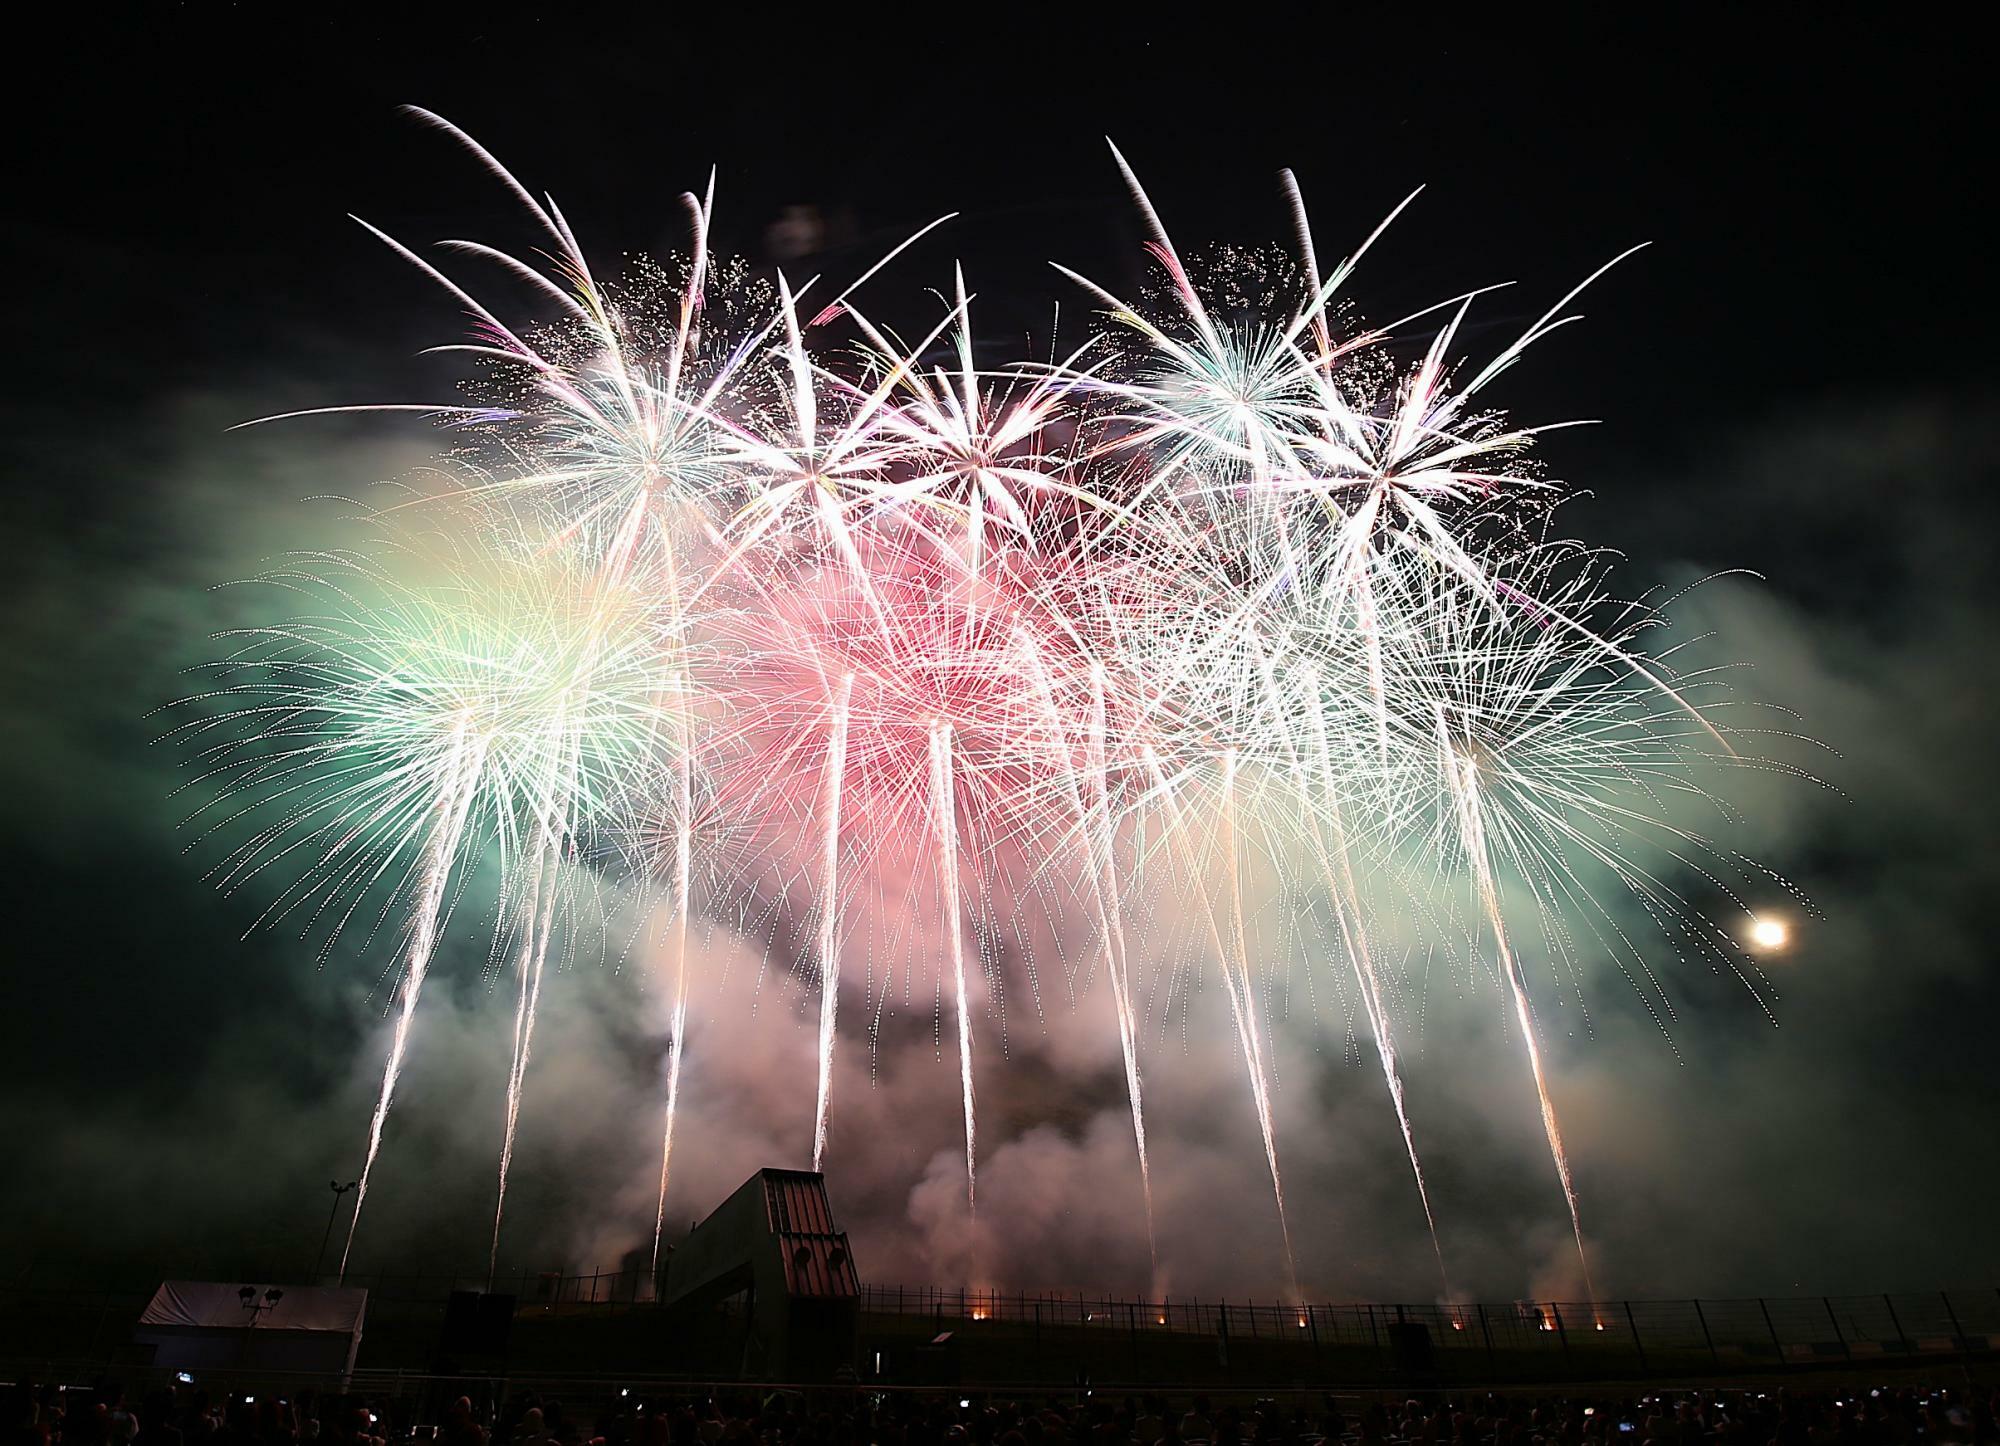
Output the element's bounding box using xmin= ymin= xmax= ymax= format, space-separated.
xmin=659 ymin=1168 xmax=859 ymax=1379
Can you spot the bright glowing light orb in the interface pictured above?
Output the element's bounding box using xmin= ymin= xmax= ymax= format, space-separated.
xmin=1749 ymin=917 xmax=1789 ymax=950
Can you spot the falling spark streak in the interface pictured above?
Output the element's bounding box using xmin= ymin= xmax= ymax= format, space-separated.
xmin=342 ymin=720 xmax=485 ymax=1280
xmin=1018 ymin=638 xmax=1159 ymax=1281
xmin=1313 ymin=815 xmax=1450 ymax=1297
xmin=1438 ymin=705 xmax=1596 ymax=1301
xmin=1216 ymin=751 xmax=1300 ymax=1302
xmin=651 ymin=749 xmax=694 ymax=1277
xmin=492 ymin=823 xmax=560 ymax=1280
xmin=929 ymin=724 xmax=978 ymax=1228
xmin=1132 ymin=742 xmax=1299 ymax=1298
xmin=812 ymin=674 xmax=855 ymax=1172
xmin=1295 ymin=662 xmax=1451 ymax=1299
xmin=1088 ymin=666 xmax=1158 ymax=1286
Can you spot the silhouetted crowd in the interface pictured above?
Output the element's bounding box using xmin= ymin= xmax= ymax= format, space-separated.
xmin=10 ymin=1383 xmax=1999 ymax=1446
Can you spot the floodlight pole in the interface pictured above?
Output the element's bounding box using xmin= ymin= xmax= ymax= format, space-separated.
xmin=313 ymin=1179 xmax=358 ymax=1282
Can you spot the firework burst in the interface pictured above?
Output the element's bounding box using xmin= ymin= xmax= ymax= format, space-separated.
xmin=180 ymin=115 xmax=1810 ymax=1299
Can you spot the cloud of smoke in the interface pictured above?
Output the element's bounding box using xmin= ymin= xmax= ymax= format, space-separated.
xmin=3 ymin=378 xmax=1996 ymax=1302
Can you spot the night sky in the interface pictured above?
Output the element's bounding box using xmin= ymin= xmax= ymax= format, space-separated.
xmin=3 ymin=13 xmax=1994 ymax=1299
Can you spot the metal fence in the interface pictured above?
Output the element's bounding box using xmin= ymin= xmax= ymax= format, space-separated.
xmin=853 ymin=1285 xmax=2000 ymax=1374
xmin=3 ymin=1272 xmax=1995 ymax=1387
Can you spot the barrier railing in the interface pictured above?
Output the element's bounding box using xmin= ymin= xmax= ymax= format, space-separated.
xmin=3 ymin=1271 xmax=1993 ymax=1385
xmin=861 ymin=1286 xmax=1999 ymax=1348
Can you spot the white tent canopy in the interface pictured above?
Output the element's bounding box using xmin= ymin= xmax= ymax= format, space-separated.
xmin=135 ymin=1282 xmax=367 ymax=1379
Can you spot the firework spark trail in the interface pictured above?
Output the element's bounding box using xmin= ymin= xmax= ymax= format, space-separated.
xmin=483 ymin=531 xmax=689 ymax=1269
xmin=1088 ymin=665 xmax=1158 ymax=1285
xmin=1134 ymin=743 xmax=1300 ymax=1297
xmin=651 ymin=748 xmax=694 ymax=1276
xmin=490 ymin=686 xmax=588 ymax=1276
xmin=928 ymin=723 xmax=978 ymax=1230
xmin=1313 ymin=813 xmax=1450 ymax=1296
xmin=812 ymin=674 xmax=855 ymax=1172
xmin=1017 ymin=637 xmax=1159 ymax=1280
xmin=1097 ymin=838 xmax=1156 ymax=1280
xmin=492 ymin=822 xmax=561 ymax=1280
xmin=1295 ymin=662 xmax=1451 ymax=1298
xmin=1437 ymin=703 xmax=1596 ymax=1302
xmin=342 ymin=720 xmax=485 ymax=1280
xmin=1217 ymin=751 xmax=1301 ymax=1301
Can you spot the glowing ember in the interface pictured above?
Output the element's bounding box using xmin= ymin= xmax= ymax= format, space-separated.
xmin=1750 ymin=916 xmax=1790 ymax=950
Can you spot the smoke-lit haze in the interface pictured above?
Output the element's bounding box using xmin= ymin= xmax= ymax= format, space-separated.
xmin=2 ymin=13 xmax=1992 ymax=1302
xmin=4 ymin=380 xmax=1993 ymax=1299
